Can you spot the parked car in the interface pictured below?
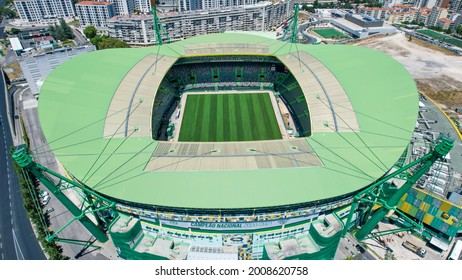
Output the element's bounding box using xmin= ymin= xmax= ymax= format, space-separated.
xmin=44 ymin=207 xmax=54 ymax=214
xmin=355 ymin=244 xmax=366 ymax=253
xmin=38 ymin=190 xmax=49 ymax=198
xmin=41 ymin=195 xmax=50 ymax=206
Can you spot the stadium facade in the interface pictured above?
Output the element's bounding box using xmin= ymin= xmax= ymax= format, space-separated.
xmin=37 ymin=33 xmax=420 ymax=260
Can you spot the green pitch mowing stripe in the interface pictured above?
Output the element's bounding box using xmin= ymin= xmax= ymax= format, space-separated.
xmin=179 ymin=93 xmax=282 ymax=142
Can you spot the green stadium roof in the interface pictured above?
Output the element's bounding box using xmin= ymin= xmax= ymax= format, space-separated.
xmin=39 ymin=33 xmax=418 ymax=210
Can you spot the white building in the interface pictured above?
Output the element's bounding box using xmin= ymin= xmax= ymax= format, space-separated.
xmin=75 ymin=1 xmax=116 ymax=29
xmin=18 ymin=45 xmax=96 ymax=95
xmin=107 ymin=0 xmax=293 ymax=45
xmin=331 ymin=13 xmax=397 ymax=39
xmin=178 ymin=0 xmax=258 ymax=12
xmin=134 ymin=0 xmax=152 ymax=12
xmin=14 ymin=0 xmax=76 ymax=23
xmin=107 ymin=0 xmax=135 ymax=15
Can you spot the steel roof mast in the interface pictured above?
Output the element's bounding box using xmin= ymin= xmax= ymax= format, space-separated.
xmin=282 ymin=4 xmax=300 ymax=43
xmin=341 ymin=134 xmax=454 ymax=240
xmin=151 ymin=0 xmax=170 ymax=45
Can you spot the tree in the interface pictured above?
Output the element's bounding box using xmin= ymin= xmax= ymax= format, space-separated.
xmin=59 ymin=18 xmax=74 ymax=39
xmin=90 ymin=35 xmax=105 ymax=47
xmin=456 ymin=25 xmax=462 ymax=37
xmin=83 ymin=26 xmax=97 ymax=39
xmin=10 ymin=28 xmax=20 ymax=35
xmin=98 ymin=37 xmax=130 ymax=50
xmin=48 ymin=24 xmax=58 ymax=39
xmin=48 ymin=19 xmax=74 ymax=41
xmin=1 ymin=8 xmax=17 ymax=19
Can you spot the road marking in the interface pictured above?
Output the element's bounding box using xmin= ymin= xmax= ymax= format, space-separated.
xmin=12 ymin=229 xmax=24 ymax=260
xmin=1 ymin=253 xmax=4 ymax=259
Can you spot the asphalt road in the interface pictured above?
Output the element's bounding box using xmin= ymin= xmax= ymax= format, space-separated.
xmin=72 ymin=27 xmax=87 ymax=46
xmin=0 ymin=71 xmax=45 ymax=260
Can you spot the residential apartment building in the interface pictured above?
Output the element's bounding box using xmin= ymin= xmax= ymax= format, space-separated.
xmin=107 ymin=0 xmax=135 ymax=15
xmin=134 ymin=0 xmax=151 ymax=12
xmin=14 ymin=0 xmax=76 ymax=22
xmin=436 ymin=17 xmax=453 ymax=29
xmin=358 ymin=7 xmax=397 ymax=20
xmin=450 ymin=0 xmax=462 ymax=11
xmin=387 ymin=10 xmax=419 ymax=23
xmin=427 ymin=6 xmax=448 ymax=26
xmin=75 ymin=1 xmax=116 ymax=28
xmin=178 ymin=0 xmax=258 ymax=12
xmin=415 ymin=0 xmax=451 ymax=8
xmin=452 ymin=14 xmax=462 ymax=30
xmin=107 ymin=0 xmax=293 ymax=45
xmin=358 ymin=4 xmax=421 ymax=24
xmin=417 ymin=7 xmax=432 ymax=24
xmin=18 ymin=45 xmax=96 ymax=95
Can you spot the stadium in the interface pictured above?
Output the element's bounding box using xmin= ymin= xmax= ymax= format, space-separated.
xmin=33 ymin=33 xmax=420 ymax=260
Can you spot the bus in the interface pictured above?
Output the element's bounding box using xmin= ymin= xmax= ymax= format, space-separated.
xmin=448 ymin=240 xmax=462 ymax=260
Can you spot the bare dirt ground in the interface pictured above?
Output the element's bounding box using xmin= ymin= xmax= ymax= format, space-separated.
xmin=354 ymin=32 xmax=462 ymax=125
xmin=3 ymin=61 xmax=23 ymax=80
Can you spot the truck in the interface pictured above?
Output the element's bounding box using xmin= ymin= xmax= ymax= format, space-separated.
xmin=402 ymin=241 xmax=426 ymax=258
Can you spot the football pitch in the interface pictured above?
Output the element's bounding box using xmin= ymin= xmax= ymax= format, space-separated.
xmin=416 ymin=29 xmax=462 ymax=48
xmin=178 ymin=92 xmax=282 ymax=142
xmin=313 ymin=28 xmax=349 ymax=39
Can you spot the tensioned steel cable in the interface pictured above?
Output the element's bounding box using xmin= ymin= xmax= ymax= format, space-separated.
xmin=334 ymin=126 xmax=413 ymax=142
xmin=32 ymin=130 xmax=128 ymax=156
xmin=94 ymin=139 xmax=378 ymax=193
xmin=31 ymin=105 xmax=135 ymax=154
xmin=317 ymin=97 xmax=415 ymax=135
xmin=93 ymin=149 xmax=218 ymax=192
xmin=307 ymin=136 xmax=376 ymax=180
xmin=250 ymin=148 xmax=373 ymax=181
xmin=81 ymin=100 xmax=143 ymax=182
xmin=316 ymin=97 xmax=389 ymax=171
xmin=83 ymin=128 xmax=138 ymax=185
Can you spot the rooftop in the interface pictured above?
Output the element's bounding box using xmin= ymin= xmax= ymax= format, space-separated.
xmin=38 ymin=33 xmax=418 ymax=210
xmin=33 ymin=36 xmax=53 ymax=43
xmin=8 ymin=37 xmax=23 ymax=51
xmin=438 ymin=18 xmax=453 ymax=23
xmin=75 ymin=1 xmax=112 ymax=6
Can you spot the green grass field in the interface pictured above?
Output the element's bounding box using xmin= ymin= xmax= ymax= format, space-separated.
xmin=416 ymin=29 xmax=462 ymax=48
xmin=178 ymin=93 xmax=282 ymax=142
xmin=313 ymin=28 xmax=349 ymax=39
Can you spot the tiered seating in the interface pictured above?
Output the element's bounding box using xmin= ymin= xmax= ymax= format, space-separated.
xmin=151 ymin=80 xmax=177 ymax=139
xmin=275 ymin=75 xmax=311 ymax=136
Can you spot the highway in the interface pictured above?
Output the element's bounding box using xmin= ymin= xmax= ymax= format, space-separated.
xmin=0 ymin=71 xmax=46 ymax=260
xmin=0 ymin=14 xmax=46 ymax=259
